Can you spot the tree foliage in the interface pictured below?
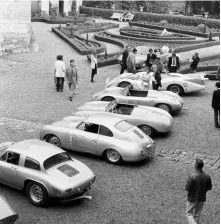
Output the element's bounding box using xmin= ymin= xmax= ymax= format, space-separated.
xmin=82 ymin=1 xmax=172 ymax=13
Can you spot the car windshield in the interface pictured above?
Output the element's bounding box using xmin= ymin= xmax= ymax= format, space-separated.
xmin=43 ymin=152 xmax=72 ymax=170
xmin=114 ymin=120 xmax=133 ymax=132
xmin=106 ymin=101 xmax=117 ymax=112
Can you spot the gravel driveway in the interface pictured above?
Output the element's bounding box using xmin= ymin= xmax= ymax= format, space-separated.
xmin=0 ymin=22 xmax=219 ymax=224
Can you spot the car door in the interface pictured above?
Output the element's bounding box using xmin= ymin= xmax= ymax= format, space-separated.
xmin=0 ymin=151 xmax=21 ymax=188
xmin=67 ymin=122 xmax=98 ymax=154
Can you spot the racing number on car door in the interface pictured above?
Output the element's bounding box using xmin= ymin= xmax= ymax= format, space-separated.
xmin=68 ymin=122 xmax=98 ymax=153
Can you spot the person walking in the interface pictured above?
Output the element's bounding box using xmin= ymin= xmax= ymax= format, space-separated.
xmin=120 ymin=46 xmax=130 ymax=74
xmin=65 ymin=59 xmax=79 ymax=101
xmin=152 ymin=59 xmax=164 ymax=90
xmin=185 ymin=158 xmax=212 ymax=224
xmin=91 ymin=50 xmax=98 ymax=82
xmin=146 ymin=48 xmax=157 ymax=70
xmin=54 ymin=55 xmax=65 ymax=92
xmin=167 ymin=50 xmax=180 ymax=73
xmin=127 ymin=48 xmax=137 ymax=74
xmin=212 ymin=82 xmax=220 ymax=128
xmin=190 ymin=52 xmax=200 ymax=73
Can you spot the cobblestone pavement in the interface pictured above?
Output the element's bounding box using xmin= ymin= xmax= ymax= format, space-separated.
xmin=0 ymin=116 xmax=219 ymax=170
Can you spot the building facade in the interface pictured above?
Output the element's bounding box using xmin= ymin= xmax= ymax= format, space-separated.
xmin=0 ymin=0 xmax=31 ymax=54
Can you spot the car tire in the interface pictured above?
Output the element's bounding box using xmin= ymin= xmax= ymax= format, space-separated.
xmin=138 ymin=125 xmax=155 ymax=138
xmin=26 ymin=181 xmax=48 ymax=207
xmin=155 ymin=103 xmax=172 ymax=114
xmin=105 ymin=149 xmax=122 ymax=164
xmin=168 ymin=84 xmax=184 ymax=96
xmin=101 ymin=96 xmax=115 ymax=102
xmin=46 ymin=135 xmax=61 ymax=148
xmin=118 ymin=82 xmax=132 ymax=88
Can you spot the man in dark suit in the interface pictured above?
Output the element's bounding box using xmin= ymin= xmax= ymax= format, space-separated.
xmin=146 ymin=48 xmax=157 ymax=69
xmin=185 ymin=158 xmax=212 ymax=224
xmin=212 ymin=82 xmax=220 ymax=128
xmin=190 ymin=52 xmax=200 ymax=73
xmin=120 ymin=46 xmax=130 ymax=74
xmin=167 ymin=50 xmax=180 ymax=73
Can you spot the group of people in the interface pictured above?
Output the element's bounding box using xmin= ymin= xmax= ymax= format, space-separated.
xmin=54 ymin=51 xmax=98 ymax=101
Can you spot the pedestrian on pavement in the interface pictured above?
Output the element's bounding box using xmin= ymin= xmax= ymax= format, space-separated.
xmin=190 ymin=52 xmax=200 ymax=73
xmin=152 ymin=59 xmax=163 ymax=90
xmin=185 ymin=158 xmax=212 ymax=224
xmin=127 ymin=48 xmax=137 ymax=74
xmin=91 ymin=50 xmax=98 ymax=82
xmin=65 ymin=59 xmax=79 ymax=101
xmin=146 ymin=48 xmax=157 ymax=70
xmin=54 ymin=55 xmax=65 ymax=92
xmin=120 ymin=46 xmax=130 ymax=74
xmin=167 ymin=50 xmax=180 ymax=73
xmin=212 ymin=81 xmax=220 ymax=128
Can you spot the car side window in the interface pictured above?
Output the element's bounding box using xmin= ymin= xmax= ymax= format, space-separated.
xmin=77 ymin=122 xmax=85 ymax=131
xmin=0 ymin=152 xmax=7 ymax=161
xmin=6 ymin=152 xmax=20 ymax=165
xmin=24 ymin=157 xmax=41 ymax=171
xmin=84 ymin=123 xmax=99 ymax=134
xmin=99 ymin=125 xmax=113 ymax=137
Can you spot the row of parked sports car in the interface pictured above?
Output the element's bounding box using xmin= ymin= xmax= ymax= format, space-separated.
xmin=0 ymin=70 xmax=206 ymax=209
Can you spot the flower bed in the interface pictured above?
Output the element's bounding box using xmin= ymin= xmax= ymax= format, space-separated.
xmin=131 ymin=22 xmax=220 ymax=38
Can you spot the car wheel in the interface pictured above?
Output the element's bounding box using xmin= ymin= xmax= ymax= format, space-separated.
xmin=118 ymin=82 xmax=132 ymax=88
xmin=46 ymin=135 xmax=61 ymax=147
xmin=168 ymin=84 xmax=184 ymax=96
xmin=26 ymin=181 xmax=48 ymax=206
xmin=155 ymin=103 xmax=172 ymax=114
xmin=105 ymin=149 xmax=122 ymax=164
xmin=138 ymin=125 xmax=155 ymax=138
xmin=102 ymin=96 xmax=115 ymax=102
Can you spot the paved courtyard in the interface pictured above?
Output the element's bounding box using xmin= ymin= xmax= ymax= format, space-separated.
xmin=0 ymin=22 xmax=219 ymax=224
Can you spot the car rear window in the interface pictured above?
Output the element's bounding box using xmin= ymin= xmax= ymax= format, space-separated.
xmin=43 ymin=152 xmax=72 ymax=170
xmin=114 ymin=121 xmax=133 ymax=132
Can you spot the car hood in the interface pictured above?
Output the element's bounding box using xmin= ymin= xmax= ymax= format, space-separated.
xmin=76 ymin=102 xmax=109 ymax=112
xmin=52 ymin=120 xmax=82 ymax=129
xmin=132 ymin=106 xmax=172 ymax=117
xmin=46 ymin=160 xmax=94 ymax=182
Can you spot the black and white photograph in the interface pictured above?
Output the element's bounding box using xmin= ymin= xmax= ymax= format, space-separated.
xmin=0 ymin=0 xmax=220 ymax=223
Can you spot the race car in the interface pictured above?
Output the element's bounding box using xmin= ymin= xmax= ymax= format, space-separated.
xmin=69 ymin=101 xmax=173 ymax=137
xmin=105 ymin=71 xmax=206 ymax=95
xmin=0 ymin=140 xmax=95 ymax=206
xmin=90 ymin=85 xmax=183 ymax=114
xmin=40 ymin=114 xmax=155 ymax=164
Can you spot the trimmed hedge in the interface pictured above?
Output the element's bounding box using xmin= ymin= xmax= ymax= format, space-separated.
xmin=180 ymin=65 xmax=219 ymax=75
xmin=79 ymin=6 xmax=220 ymax=29
xmin=31 ymin=18 xmax=86 ymax=24
xmin=131 ymin=22 xmax=220 ymax=38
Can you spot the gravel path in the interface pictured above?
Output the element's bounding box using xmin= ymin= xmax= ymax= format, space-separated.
xmin=0 ymin=21 xmax=219 ymax=224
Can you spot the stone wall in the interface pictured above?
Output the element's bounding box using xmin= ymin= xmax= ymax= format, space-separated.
xmin=0 ymin=0 xmax=31 ymax=54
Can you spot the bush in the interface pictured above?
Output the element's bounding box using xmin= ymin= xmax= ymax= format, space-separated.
xmin=158 ymin=20 xmax=168 ymax=27
xmin=84 ymin=20 xmax=95 ymax=27
xmin=79 ymin=6 xmax=220 ymax=30
xmin=197 ymin=24 xmax=208 ymax=33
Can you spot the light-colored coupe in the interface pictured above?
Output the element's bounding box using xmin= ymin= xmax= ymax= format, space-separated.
xmin=40 ymin=114 xmax=155 ymax=164
xmin=68 ymin=101 xmax=173 ymax=137
xmin=0 ymin=139 xmax=96 ymax=206
xmin=105 ymin=71 xmax=206 ymax=95
xmin=91 ymin=86 xmax=183 ymax=114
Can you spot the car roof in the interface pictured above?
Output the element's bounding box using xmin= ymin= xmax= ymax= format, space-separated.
xmin=7 ymin=139 xmax=63 ymax=163
xmin=85 ymin=113 xmax=126 ymax=128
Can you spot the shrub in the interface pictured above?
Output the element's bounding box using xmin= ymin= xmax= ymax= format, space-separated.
xmin=84 ymin=20 xmax=95 ymax=27
xmin=158 ymin=20 xmax=168 ymax=27
xmin=79 ymin=6 xmax=220 ymax=30
xmin=197 ymin=24 xmax=208 ymax=33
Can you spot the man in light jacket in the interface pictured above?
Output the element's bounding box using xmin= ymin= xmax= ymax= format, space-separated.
xmin=54 ymin=55 xmax=65 ymax=92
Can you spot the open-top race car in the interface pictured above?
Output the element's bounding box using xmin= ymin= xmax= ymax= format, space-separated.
xmin=40 ymin=114 xmax=155 ymax=164
xmin=90 ymin=85 xmax=183 ymax=114
xmin=105 ymin=71 xmax=206 ymax=95
xmin=0 ymin=140 xmax=95 ymax=206
xmin=69 ymin=101 xmax=173 ymax=137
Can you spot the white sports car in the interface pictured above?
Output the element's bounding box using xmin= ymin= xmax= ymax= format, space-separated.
xmin=105 ymin=71 xmax=206 ymax=95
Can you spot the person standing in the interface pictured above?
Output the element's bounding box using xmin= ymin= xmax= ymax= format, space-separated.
xmin=212 ymin=82 xmax=220 ymax=128
xmin=167 ymin=50 xmax=180 ymax=73
xmin=120 ymin=46 xmax=130 ymax=74
xmin=146 ymin=48 xmax=157 ymax=70
xmin=185 ymin=158 xmax=212 ymax=224
xmin=91 ymin=50 xmax=98 ymax=82
xmin=54 ymin=55 xmax=65 ymax=92
xmin=127 ymin=48 xmax=137 ymax=74
xmin=65 ymin=59 xmax=79 ymax=101
xmin=190 ymin=52 xmax=200 ymax=73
